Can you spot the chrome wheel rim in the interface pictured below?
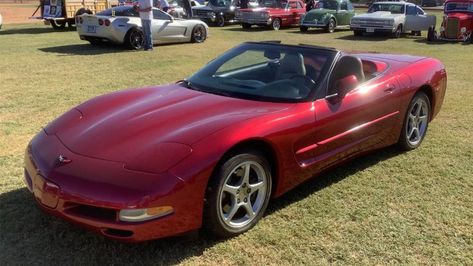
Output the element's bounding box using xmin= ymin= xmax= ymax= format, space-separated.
xmin=406 ymin=98 xmax=429 ymax=146
xmin=273 ymin=19 xmax=280 ymax=30
xmin=329 ymin=20 xmax=335 ymax=32
xmin=193 ymin=27 xmax=206 ymax=42
xmin=218 ymin=161 xmax=268 ymax=229
xmin=130 ymin=30 xmax=144 ymax=49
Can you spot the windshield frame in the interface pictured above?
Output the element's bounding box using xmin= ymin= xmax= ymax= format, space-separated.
xmin=444 ymin=2 xmax=473 ymax=13
xmin=368 ymin=3 xmax=406 ymax=14
xmin=184 ymin=42 xmax=339 ymax=103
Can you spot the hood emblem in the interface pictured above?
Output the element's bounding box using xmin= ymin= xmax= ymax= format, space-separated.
xmin=56 ymin=155 xmax=72 ymax=166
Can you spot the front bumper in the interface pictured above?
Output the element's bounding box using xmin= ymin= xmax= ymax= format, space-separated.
xmin=301 ymin=21 xmax=327 ymax=28
xmin=350 ymin=24 xmax=395 ymax=33
xmin=24 ymin=131 xmax=200 ymax=242
xmin=239 ymin=18 xmax=272 ymax=25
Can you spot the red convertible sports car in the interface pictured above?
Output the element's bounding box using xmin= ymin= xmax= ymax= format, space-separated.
xmin=24 ymin=42 xmax=447 ymax=242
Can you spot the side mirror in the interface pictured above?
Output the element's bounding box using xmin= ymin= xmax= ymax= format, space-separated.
xmin=326 ymin=75 xmax=358 ymax=102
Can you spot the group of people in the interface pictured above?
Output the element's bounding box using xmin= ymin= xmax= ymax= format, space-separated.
xmin=137 ymin=0 xmax=194 ymax=51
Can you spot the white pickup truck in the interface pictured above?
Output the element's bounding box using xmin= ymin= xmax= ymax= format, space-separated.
xmin=350 ymin=1 xmax=436 ymax=38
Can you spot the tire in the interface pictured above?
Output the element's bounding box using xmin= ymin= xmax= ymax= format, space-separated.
xmin=397 ymin=92 xmax=431 ymax=151
xmin=271 ymin=18 xmax=281 ymax=30
xmin=204 ymin=151 xmax=272 ymax=237
xmin=354 ymin=29 xmax=363 ymax=36
xmin=427 ymin=26 xmax=436 ymax=42
xmin=191 ymin=24 xmax=207 ymax=43
xmin=392 ymin=24 xmax=402 ymax=38
xmin=75 ymin=8 xmax=92 ymax=17
xmin=124 ymin=28 xmax=144 ymax=50
xmin=88 ymin=39 xmax=102 ymax=45
xmin=300 ymin=25 xmax=308 ymax=32
xmin=242 ymin=23 xmax=252 ymax=29
xmin=216 ymin=15 xmax=225 ymax=27
xmin=325 ymin=18 xmax=336 ymax=33
xmin=411 ymin=30 xmax=421 ymax=36
xmin=50 ymin=20 xmax=66 ymax=29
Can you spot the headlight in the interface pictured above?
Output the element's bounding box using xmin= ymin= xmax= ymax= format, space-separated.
xmin=119 ymin=206 xmax=174 ymax=222
xmin=461 ymin=27 xmax=467 ymax=33
xmin=207 ymin=11 xmax=215 ymax=17
xmin=386 ymin=19 xmax=394 ymax=26
xmin=124 ymin=142 xmax=192 ymax=173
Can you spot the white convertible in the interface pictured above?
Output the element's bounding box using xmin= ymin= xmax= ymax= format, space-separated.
xmin=350 ymin=1 xmax=436 ymax=38
xmin=76 ymin=6 xmax=209 ymax=49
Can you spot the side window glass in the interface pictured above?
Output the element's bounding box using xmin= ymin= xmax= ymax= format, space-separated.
xmin=297 ymin=1 xmax=303 ymax=8
xmin=347 ymin=1 xmax=354 ymax=11
xmin=416 ymin=7 xmax=424 ymax=15
xmin=289 ymin=1 xmax=298 ymax=9
xmin=406 ymin=5 xmax=416 ymax=15
xmin=153 ymin=9 xmax=171 ymax=20
xmin=340 ymin=1 xmax=348 ymax=10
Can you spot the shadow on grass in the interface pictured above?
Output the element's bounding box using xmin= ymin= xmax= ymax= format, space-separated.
xmin=0 ymin=146 xmax=400 ymax=264
xmin=39 ymin=44 xmax=129 ymax=55
xmin=413 ymin=38 xmax=470 ymax=45
xmin=287 ymin=28 xmax=351 ymax=35
xmin=0 ymin=26 xmax=76 ymax=35
xmin=336 ymin=34 xmax=391 ymax=41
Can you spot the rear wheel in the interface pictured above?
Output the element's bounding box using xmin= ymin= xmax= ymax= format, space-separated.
xmin=216 ymin=15 xmax=225 ymax=27
xmin=397 ymin=92 xmax=431 ymax=150
xmin=204 ymin=151 xmax=272 ymax=237
xmin=242 ymin=23 xmax=252 ymax=29
xmin=300 ymin=26 xmax=308 ymax=32
xmin=271 ymin=18 xmax=281 ymax=30
xmin=191 ymin=24 xmax=207 ymax=43
xmin=325 ymin=18 xmax=336 ymax=33
xmin=125 ymin=28 xmax=144 ymax=50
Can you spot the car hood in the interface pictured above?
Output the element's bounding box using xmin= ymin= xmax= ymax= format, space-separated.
xmin=354 ymin=11 xmax=400 ymax=19
xmin=304 ymin=9 xmax=336 ymax=21
xmin=54 ymin=84 xmax=291 ymax=162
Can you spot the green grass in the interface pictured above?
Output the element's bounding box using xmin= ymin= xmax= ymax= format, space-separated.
xmin=1 ymin=12 xmax=472 ymax=265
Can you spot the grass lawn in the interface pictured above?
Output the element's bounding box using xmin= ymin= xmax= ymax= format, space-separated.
xmin=1 ymin=10 xmax=472 ymax=265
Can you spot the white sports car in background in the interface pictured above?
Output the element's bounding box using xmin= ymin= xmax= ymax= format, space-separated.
xmin=76 ymin=6 xmax=209 ymax=49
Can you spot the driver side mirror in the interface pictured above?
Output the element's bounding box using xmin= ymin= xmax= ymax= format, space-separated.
xmin=326 ymin=75 xmax=359 ymax=102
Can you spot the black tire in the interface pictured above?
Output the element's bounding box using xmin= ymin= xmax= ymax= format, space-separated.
xmin=300 ymin=25 xmax=308 ymax=32
xmin=203 ymin=151 xmax=272 ymax=238
xmin=242 ymin=23 xmax=252 ymax=29
xmin=325 ymin=18 xmax=336 ymax=33
xmin=354 ymin=29 xmax=363 ymax=36
xmin=88 ymin=39 xmax=102 ymax=45
xmin=392 ymin=24 xmax=402 ymax=38
xmin=50 ymin=20 xmax=66 ymax=29
xmin=411 ymin=30 xmax=421 ymax=36
xmin=191 ymin=24 xmax=207 ymax=43
xmin=216 ymin=15 xmax=225 ymax=27
xmin=271 ymin=18 xmax=281 ymax=30
xmin=427 ymin=26 xmax=436 ymax=42
xmin=397 ymin=92 xmax=431 ymax=151
xmin=124 ymin=28 xmax=144 ymax=50
xmin=75 ymin=8 xmax=92 ymax=17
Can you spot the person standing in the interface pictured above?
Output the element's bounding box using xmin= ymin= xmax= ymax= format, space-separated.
xmin=138 ymin=0 xmax=154 ymax=51
xmin=159 ymin=0 xmax=170 ymax=12
xmin=182 ymin=0 xmax=193 ymax=19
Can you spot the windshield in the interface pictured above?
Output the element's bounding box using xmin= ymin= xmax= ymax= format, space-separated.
xmin=259 ymin=0 xmax=287 ymax=8
xmin=185 ymin=43 xmax=336 ymax=102
xmin=209 ymin=0 xmax=233 ymax=7
xmin=96 ymin=6 xmax=139 ymax=17
xmin=368 ymin=3 xmax=405 ymax=14
xmin=317 ymin=0 xmax=339 ymax=10
xmin=445 ymin=2 xmax=473 ymax=12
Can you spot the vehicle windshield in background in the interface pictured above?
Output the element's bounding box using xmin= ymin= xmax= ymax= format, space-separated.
xmin=186 ymin=43 xmax=336 ymax=102
xmin=368 ymin=3 xmax=405 ymax=14
xmin=317 ymin=0 xmax=340 ymax=10
xmin=96 ymin=6 xmax=139 ymax=17
xmin=259 ymin=0 xmax=287 ymax=8
xmin=445 ymin=2 xmax=473 ymax=12
xmin=209 ymin=0 xmax=232 ymax=7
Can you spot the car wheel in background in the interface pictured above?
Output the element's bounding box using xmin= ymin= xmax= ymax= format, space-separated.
xmin=427 ymin=26 xmax=436 ymax=42
xmin=125 ymin=28 xmax=144 ymax=50
xmin=300 ymin=26 xmax=308 ymax=32
xmin=397 ymin=92 xmax=431 ymax=150
xmin=204 ymin=151 xmax=272 ymax=237
xmin=354 ymin=29 xmax=363 ymax=36
xmin=191 ymin=24 xmax=207 ymax=43
xmin=50 ymin=20 xmax=66 ymax=29
xmin=75 ymin=8 xmax=92 ymax=17
xmin=392 ymin=24 xmax=402 ymax=38
xmin=325 ymin=18 xmax=336 ymax=33
xmin=216 ymin=15 xmax=225 ymax=27
xmin=271 ymin=18 xmax=281 ymax=30
xmin=242 ymin=23 xmax=252 ymax=29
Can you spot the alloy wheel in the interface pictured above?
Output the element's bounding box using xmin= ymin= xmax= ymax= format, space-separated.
xmin=405 ymin=97 xmax=429 ymax=146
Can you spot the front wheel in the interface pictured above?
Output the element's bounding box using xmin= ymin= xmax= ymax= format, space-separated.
xmin=191 ymin=24 xmax=207 ymax=43
xmin=271 ymin=18 xmax=281 ymax=30
xmin=325 ymin=18 xmax=336 ymax=33
xmin=242 ymin=23 xmax=252 ymax=29
xmin=216 ymin=15 xmax=225 ymax=27
xmin=397 ymin=92 xmax=431 ymax=150
xmin=354 ymin=29 xmax=363 ymax=36
xmin=392 ymin=24 xmax=402 ymax=38
xmin=300 ymin=25 xmax=308 ymax=32
xmin=204 ymin=151 xmax=272 ymax=237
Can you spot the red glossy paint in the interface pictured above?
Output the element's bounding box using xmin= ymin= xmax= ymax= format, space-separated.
xmin=24 ymin=44 xmax=447 ymax=242
xmin=440 ymin=0 xmax=473 ymax=41
xmin=239 ymin=0 xmax=306 ymax=28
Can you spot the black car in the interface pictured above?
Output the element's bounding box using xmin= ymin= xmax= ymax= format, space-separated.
xmin=421 ymin=0 xmax=442 ymax=7
xmin=192 ymin=0 xmax=258 ymax=26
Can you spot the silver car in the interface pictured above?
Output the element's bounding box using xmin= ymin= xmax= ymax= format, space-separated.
xmin=76 ymin=6 xmax=209 ymax=49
